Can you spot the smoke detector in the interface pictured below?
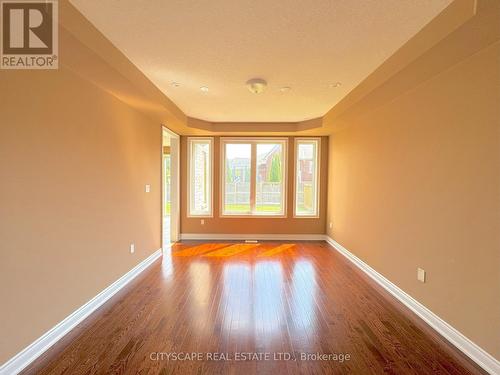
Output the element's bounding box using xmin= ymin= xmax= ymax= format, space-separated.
xmin=246 ymin=78 xmax=267 ymax=94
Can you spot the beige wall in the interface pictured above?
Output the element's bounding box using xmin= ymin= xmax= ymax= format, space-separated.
xmin=180 ymin=136 xmax=328 ymax=234
xmin=0 ymin=67 xmax=161 ymax=364
xmin=327 ymin=41 xmax=500 ymax=359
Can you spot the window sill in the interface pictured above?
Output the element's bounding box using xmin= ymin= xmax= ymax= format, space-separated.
xmin=187 ymin=214 xmax=214 ymax=218
xmin=220 ymin=214 xmax=287 ymax=219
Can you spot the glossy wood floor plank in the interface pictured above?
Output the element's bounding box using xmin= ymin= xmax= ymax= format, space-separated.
xmin=22 ymin=241 xmax=485 ymax=375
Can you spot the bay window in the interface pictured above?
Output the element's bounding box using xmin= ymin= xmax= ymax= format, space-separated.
xmin=188 ymin=137 xmax=213 ymax=216
xmin=221 ymin=138 xmax=287 ymax=216
xmin=294 ymin=138 xmax=320 ymax=217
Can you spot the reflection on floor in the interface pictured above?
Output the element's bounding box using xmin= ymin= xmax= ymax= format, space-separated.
xmin=23 ymin=241 xmax=485 ymax=375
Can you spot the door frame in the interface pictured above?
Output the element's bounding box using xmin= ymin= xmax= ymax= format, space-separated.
xmin=162 ymin=125 xmax=180 ymax=246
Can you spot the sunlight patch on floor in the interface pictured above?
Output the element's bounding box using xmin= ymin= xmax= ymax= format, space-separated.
xmin=203 ymin=243 xmax=260 ymax=257
xmin=172 ymin=243 xmax=299 ymax=258
xmin=173 ymin=243 xmax=231 ymax=257
xmin=257 ymin=243 xmax=296 ymax=257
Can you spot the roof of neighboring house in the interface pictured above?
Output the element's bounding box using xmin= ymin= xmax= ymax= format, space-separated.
xmin=258 ymin=144 xmax=280 ymax=165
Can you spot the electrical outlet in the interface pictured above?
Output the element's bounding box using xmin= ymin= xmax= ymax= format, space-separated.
xmin=417 ymin=268 xmax=426 ymax=283
xmin=145 ymin=184 xmax=151 ymax=193
xmin=329 ymin=222 xmax=333 ymax=229
xmin=130 ymin=243 xmax=135 ymax=254
xmin=201 ymin=219 xmax=205 ymax=225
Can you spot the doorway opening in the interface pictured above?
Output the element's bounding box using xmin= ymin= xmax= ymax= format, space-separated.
xmin=162 ymin=127 xmax=180 ymax=248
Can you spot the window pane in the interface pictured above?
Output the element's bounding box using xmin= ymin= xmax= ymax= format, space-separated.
xmin=164 ymin=155 xmax=171 ymax=216
xmin=295 ymin=140 xmax=319 ymax=216
xmin=189 ymin=139 xmax=212 ymax=216
xmin=256 ymin=143 xmax=283 ymax=214
xmin=224 ymin=143 xmax=251 ymax=214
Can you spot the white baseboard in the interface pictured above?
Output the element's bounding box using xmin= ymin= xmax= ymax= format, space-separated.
xmin=180 ymin=233 xmax=325 ymax=241
xmin=0 ymin=248 xmax=163 ymax=375
xmin=324 ymin=236 xmax=500 ymax=375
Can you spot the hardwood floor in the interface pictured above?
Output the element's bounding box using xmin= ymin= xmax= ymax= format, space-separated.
xmin=23 ymin=241 xmax=485 ymax=374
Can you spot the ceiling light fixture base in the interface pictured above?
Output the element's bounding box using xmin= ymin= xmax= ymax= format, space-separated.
xmin=246 ymin=78 xmax=267 ymax=94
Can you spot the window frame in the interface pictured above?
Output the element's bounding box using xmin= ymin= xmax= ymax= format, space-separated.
xmin=220 ymin=137 xmax=288 ymax=218
xmin=293 ymin=137 xmax=321 ymax=218
xmin=187 ymin=137 xmax=214 ymax=217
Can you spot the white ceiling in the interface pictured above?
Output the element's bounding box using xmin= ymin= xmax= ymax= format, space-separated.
xmin=71 ymin=0 xmax=452 ymax=123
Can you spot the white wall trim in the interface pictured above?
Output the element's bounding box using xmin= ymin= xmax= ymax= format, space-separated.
xmin=324 ymin=236 xmax=499 ymax=375
xmin=180 ymin=233 xmax=325 ymax=241
xmin=0 ymin=248 xmax=163 ymax=375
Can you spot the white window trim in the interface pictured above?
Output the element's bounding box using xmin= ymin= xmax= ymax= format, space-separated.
xmin=220 ymin=137 xmax=288 ymax=218
xmin=293 ymin=137 xmax=321 ymax=218
xmin=187 ymin=137 xmax=214 ymax=217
